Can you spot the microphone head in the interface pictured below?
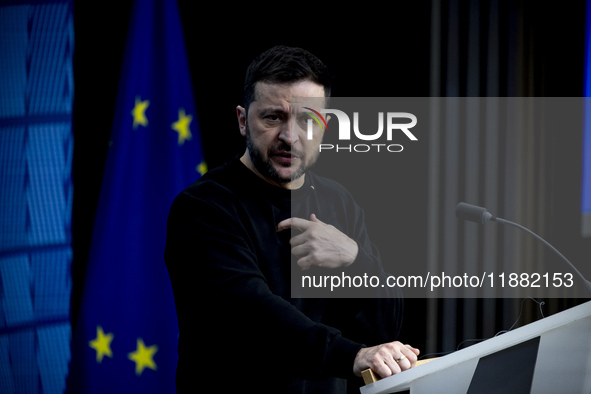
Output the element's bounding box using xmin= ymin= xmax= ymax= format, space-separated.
xmin=456 ymin=202 xmax=494 ymax=224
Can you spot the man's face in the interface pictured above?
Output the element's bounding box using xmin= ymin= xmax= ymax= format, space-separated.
xmin=237 ymin=80 xmax=326 ymax=189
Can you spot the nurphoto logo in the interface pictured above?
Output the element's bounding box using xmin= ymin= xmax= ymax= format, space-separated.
xmin=304 ymin=107 xmax=418 ymax=153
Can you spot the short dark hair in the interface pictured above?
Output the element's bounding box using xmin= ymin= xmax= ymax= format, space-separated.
xmin=243 ymin=46 xmax=331 ymax=113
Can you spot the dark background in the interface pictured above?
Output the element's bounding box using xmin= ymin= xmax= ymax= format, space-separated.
xmin=72 ymin=0 xmax=589 ymax=357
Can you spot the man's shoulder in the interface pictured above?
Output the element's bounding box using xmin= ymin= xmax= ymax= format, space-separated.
xmin=183 ymin=158 xmax=242 ymax=195
xmin=172 ymin=158 xmax=247 ymax=211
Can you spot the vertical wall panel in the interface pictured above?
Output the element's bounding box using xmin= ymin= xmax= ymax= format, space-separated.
xmin=26 ymin=123 xmax=71 ymax=246
xmin=37 ymin=323 xmax=71 ymax=394
xmin=0 ymin=6 xmax=27 ymax=118
xmin=0 ymin=127 xmax=27 ymax=251
xmin=0 ymin=2 xmax=73 ymax=393
xmin=0 ymin=255 xmax=34 ymax=326
xmin=0 ymin=336 xmax=16 ymax=393
xmin=426 ymin=0 xmax=560 ymax=355
xmin=31 ymin=249 xmax=72 ymax=320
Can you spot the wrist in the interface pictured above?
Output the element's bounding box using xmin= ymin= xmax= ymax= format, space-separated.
xmin=353 ymin=346 xmax=368 ymax=376
xmin=343 ymin=239 xmax=359 ymax=267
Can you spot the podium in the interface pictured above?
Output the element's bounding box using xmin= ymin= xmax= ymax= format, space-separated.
xmin=361 ymin=301 xmax=591 ymax=394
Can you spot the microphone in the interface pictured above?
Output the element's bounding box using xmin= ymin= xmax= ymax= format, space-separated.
xmin=456 ymin=202 xmax=591 ymax=296
xmin=456 ymin=202 xmax=495 ymax=223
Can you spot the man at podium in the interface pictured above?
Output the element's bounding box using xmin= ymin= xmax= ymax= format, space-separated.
xmin=165 ymin=45 xmax=419 ymax=393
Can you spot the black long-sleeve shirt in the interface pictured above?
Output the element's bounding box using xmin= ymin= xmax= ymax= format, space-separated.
xmin=165 ymin=157 xmax=403 ymax=393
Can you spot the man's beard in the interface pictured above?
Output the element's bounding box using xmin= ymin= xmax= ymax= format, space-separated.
xmin=245 ymin=123 xmax=317 ymax=185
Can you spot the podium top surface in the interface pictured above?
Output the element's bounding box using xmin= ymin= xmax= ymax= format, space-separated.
xmin=361 ymin=300 xmax=591 ymax=394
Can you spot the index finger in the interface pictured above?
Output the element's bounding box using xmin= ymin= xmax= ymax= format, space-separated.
xmin=276 ymin=217 xmax=312 ymax=232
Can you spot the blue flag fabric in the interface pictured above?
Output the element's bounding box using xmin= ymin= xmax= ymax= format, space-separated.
xmin=68 ymin=0 xmax=205 ymax=392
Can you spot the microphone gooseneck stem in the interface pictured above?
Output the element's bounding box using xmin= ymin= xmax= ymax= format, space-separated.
xmin=493 ymin=216 xmax=591 ymax=296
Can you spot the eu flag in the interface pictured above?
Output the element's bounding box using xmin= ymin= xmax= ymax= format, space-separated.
xmin=68 ymin=0 xmax=205 ymax=392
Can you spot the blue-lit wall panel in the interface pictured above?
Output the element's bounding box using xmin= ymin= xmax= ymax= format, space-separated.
xmin=0 ymin=6 xmax=28 ymax=118
xmin=0 ymin=2 xmax=73 ymax=393
xmin=0 ymin=127 xmax=28 ymax=250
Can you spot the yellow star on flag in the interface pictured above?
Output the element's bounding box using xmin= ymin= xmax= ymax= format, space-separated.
xmin=128 ymin=338 xmax=158 ymax=376
xmin=131 ymin=96 xmax=150 ymax=129
xmin=89 ymin=325 xmax=114 ymax=363
xmin=171 ymin=108 xmax=192 ymax=145
xmin=197 ymin=161 xmax=207 ymax=176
